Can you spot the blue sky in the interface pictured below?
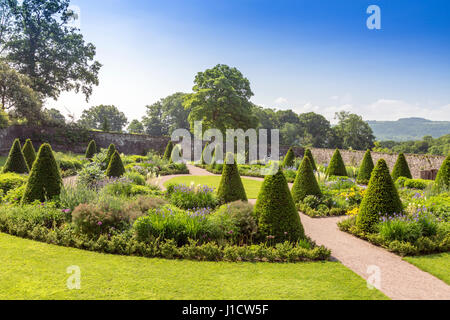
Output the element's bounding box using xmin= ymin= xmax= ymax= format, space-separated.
xmin=48 ymin=0 xmax=450 ymax=124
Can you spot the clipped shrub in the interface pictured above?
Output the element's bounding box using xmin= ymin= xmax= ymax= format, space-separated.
xmin=163 ymin=141 xmax=174 ymax=161
xmin=22 ymin=139 xmax=36 ymax=169
xmin=392 ymin=153 xmax=412 ymax=181
xmin=356 ymin=150 xmax=374 ymax=185
xmin=124 ymin=171 xmax=146 ymax=185
xmin=403 ymin=178 xmax=433 ymax=190
xmin=255 ymin=168 xmax=305 ymax=243
xmin=433 ymin=154 xmax=449 ymax=193
xmin=0 ymin=172 xmax=27 ymax=193
xmin=85 ymin=140 xmax=97 ymax=159
xmin=104 ymin=144 xmax=117 ymax=169
xmin=2 ymin=139 xmax=29 ymax=174
xmin=291 ymin=156 xmax=322 ymax=203
xmin=21 ymin=143 xmax=62 ymax=203
xmin=282 ymin=147 xmax=295 ymax=168
xmin=326 ymin=149 xmax=347 ymax=177
xmin=304 ymin=149 xmax=317 ymax=171
xmin=356 ymin=159 xmax=403 ymax=233
xmin=200 ymin=142 xmax=209 ymax=165
xmin=105 ymin=151 xmax=125 ymax=178
xmin=217 ymin=153 xmax=247 ymax=204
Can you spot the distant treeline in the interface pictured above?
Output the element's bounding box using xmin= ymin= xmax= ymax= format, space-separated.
xmin=374 ymin=134 xmax=449 ymax=156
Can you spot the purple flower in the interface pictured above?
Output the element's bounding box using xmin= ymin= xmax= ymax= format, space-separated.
xmin=97 ymin=221 xmax=103 ymax=226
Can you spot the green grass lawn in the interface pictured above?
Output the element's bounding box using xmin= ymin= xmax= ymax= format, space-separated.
xmin=404 ymin=253 xmax=450 ymax=285
xmin=164 ymin=175 xmax=263 ymax=199
xmin=0 ymin=233 xmax=387 ymax=300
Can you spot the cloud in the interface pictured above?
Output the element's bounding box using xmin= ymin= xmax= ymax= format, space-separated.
xmin=274 ymin=97 xmax=288 ymax=105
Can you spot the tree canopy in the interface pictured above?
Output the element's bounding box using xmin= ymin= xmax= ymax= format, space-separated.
xmin=79 ymin=105 xmax=128 ymax=132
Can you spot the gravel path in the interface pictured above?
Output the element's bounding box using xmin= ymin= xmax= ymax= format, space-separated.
xmin=162 ymin=164 xmax=450 ymax=300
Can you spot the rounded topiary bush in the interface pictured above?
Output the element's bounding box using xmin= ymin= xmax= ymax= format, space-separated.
xmin=433 ymin=155 xmax=449 ymax=192
xmin=356 ymin=159 xmax=403 ymax=233
xmin=163 ymin=141 xmax=174 ymax=161
xmin=326 ymin=149 xmax=347 ymax=177
xmin=356 ymin=150 xmax=374 ymax=185
xmin=22 ymin=139 xmax=36 ymax=170
xmin=255 ymin=168 xmax=305 ymax=242
xmin=217 ymin=153 xmax=247 ymax=204
xmin=21 ymin=143 xmax=62 ymax=203
xmin=291 ymin=156 xmax=322 ymax=203
xmin=106 ymin=151 xmax=125 ymax=178
xmin=282 ymin=147 xmax=295 ymax=168
xmin=3 ymin=139 xmax=29 ymax=174
xmin=392 ymin=153 xmax=412 ymax=181
xmin=304 ymin=149 xmax=317 ymax=171
xmin=85 ymin=140 xmax=97 ymax=159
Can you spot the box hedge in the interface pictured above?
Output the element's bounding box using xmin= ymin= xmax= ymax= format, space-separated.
xmin=356 ymin=150 xmax=374 ymax=185
xmin=106 ymin=151 xmax=125 ymax=178
xmin=85 ymin=140 xmax=97 ymax=159
xmin=304 ymin=149 xmax=317 ymax=171
xmin=2 ymin=139 xmax=29 ymax=174
xmin=326 ymin=149 xmax=347 ymax=177
xmin=291 ymin=156 xmax=322 ymax=203
xmin=217 ymin=153 xmax=247 ymax=204
xmin=22 ymin=139 xmax=36 ymax=169
xmin=392 ymin=153 xmax=412 ymax=181
xmin=282 ymin=147 xmax=295 ymax=168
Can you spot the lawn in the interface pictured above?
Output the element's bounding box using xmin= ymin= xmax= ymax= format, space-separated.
xmin=0 ymin=233 xmax=387 ymax=300
xmin=404 ymin=253 xmax=450 ymax=285
xmin=164 ymin=175 xmax=263 ymax=199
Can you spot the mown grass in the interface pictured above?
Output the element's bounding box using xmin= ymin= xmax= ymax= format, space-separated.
xmin=404 ymin=253 xmax=450 ymax=285
xmin=0 ymin=233 xmax=387 ymax=300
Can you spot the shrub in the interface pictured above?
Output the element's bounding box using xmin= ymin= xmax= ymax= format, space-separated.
xmin=163 ymin=141 xmax=173 ymax=161
xmin=59 ymin=183 xmax=98 ymax=210
xmin=356 ymin=150 xmax=374 ymax=185
xmin=255 ymin=168 xmax=305 ymax=243
xmin=22 ymin=139 xmax=36 ymax=169
xmin=54 ymin=152 xmax=83 ymax=171
xmin=166 ymin=183 xmax=218 ymax=210
xmin=22 ymin=144 xmax=62 ymax=204
xmin=378 ymin=218 xmax=422 ymax=243
xmin=85 ymin=140 xmax=97 ymax=159
xmin=124 ymin=171 xmax=146 ymax=185
xmin=403 ymin=179 xmax=433 ymax=190
xmin=104 ymin=144 xmax=117 ymax=169
xmin=0 ymin=172 xmax=27 ymax=193
xmin=291 ymin=156 xmax=322 ymax=203
xmin=106 ymin=151 xmax=125 ymax=178
xmin=356 ymin=159 xmax=403 ymax=233
xmin=78 ymin=162 xmax=106 ymax=188
xmin=0 ymin=203 xmax=67 ymax=229
xmin=282 ymin=147 xmax=295 ymax=168
xmin=433 ymin=155 xmax=449 ymax=193
xmin=2 ymin=139 xmax=29 ymax=174
xmin=304 ymin=149 xmax=317 ymax=171
xmin=392 ymin=153 xmax=412 ymax=181
xmin=216 ymin=153 xmax=247 ymax=204
xmin=3 ymin=184 xmax=26 ymax=204
xmin=122 ymin=196 xmax=167 ymax=215
xmin=326 ymin=149 xmax=347 ymax=177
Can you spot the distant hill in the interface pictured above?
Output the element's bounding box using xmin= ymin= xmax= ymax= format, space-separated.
xmin=367 ymin=118 xmax=450 ymax=141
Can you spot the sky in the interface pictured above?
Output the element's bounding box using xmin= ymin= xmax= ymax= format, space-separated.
xmin=47 ymin=0 xmax=450 ymax=124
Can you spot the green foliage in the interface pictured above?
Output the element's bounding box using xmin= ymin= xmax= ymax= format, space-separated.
xmin=127 ymin=119 xmax=144 ymax=134
xmin=217 ymin=154 xmax=247 ymax=204
xmin=392 ymin=153 xmax=412 ymax=181
xmin=333 ymin=112 xmax=375 ymax=150
xmin=282 ymin=147 xmax=295 ymax=168
xmin=21 ymin=144 xmax=62 ymax=203
xmin=400 ymin=178 xmax=434 ymax=190
xmin=2 ymin=139 xmax=29 ymax=174
xmin=434 ymin=155 xmax=449 ymax=192
xmin=124 ymin=171 xmax=146 ymax=186
xmin=79 ymin=105 xmax=127 ymax=132
xmin=104 ymin=144 xmax=117 ymax=168
xmin=106 ymin=151 xmax=125 ymax=178
xmin=85 ymin=140 xmax=97 ymax=159
xmin=356 ymin=150 xmax=374 ymax=185
xmin=304 ymin=149 xmax=317 ymax=171
xmin=326 ymin=149 xmax=347 ymax=177
xmin=356 ymin=159 xmax=403 ymax=232
xmin=166 ymin=184 xmax=218 ymax=210
xmin=163 ymin=141 xmax=174 ymax=161
xmin=291 ymin=156 xmax=322 ymax=203
xmin=0 ymin=173 xmax=27 ymax=193
xmin=22 ymin=139 xmax=36 ymax=169
xmin=255 ymin=169 xmax=305 ymax=243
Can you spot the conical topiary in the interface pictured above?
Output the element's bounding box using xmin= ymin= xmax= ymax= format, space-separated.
xmin=217 ymin=153 xmax=247 ymax=204
xmin=3 ymin=139 xmax=29 ymax=174
xmin=170 ymin=144 xmax=183 ymax=163
xmin=104 ymin=144 xmax=116 ymax=169
xmin=255 ymin=168 xmax=305 ymax=243
xmin=85 ymin=140 xmax=97 ymax=159
xmin=433 ymin=155 xmax=449 ymax=193
xmin=163 ymin=141 xmax=174 ymax=161
xmin=21 ymin=143 xmax=62 ymax=203
xmin=282 ymin=147 xmax=295 ymax=168
xmin=326 ymin=149 xmax=347 ymax=177
xmin=356 ymin=150 xmax=375 ymax=185
xmin=106 ymin=151 xmax=125 ymax=178
xmin=392 ymin=153 xmax=412 ymax=181
xmin=22 ymin=139 xmax=36 ymax=170
xmin=200 ymin=142 xmax=209 ymax=165
xmin=304 ymin=149 xmax=317 ymax=171
xmin=356 ymin=159 xmax=403 ymax=233
xmin=291 ymin=156 xmax=322 ymax=203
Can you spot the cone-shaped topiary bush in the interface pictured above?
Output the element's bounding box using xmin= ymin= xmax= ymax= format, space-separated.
xmin=3 ymin=139 xmax=29 ymax=174
xmin=255 ymin=168 xmax=305 ymax=243
xmin=326 ymin=149 xmax=347 ymax=177
xmin=291 ymin=156 xmax=322 ymax=203
xmin=85 ymin=140 xmax=97 ymax=159
xmin=22 ymin=139 xmax=36 ymax=170
xmin=392 ymin=153 xmax=412 ymax=181
xmin=163 ymin=141 xmax=173 ymax=161
xmin=21 ymin=143 xmax=62 ymax=203
xmin=200 ymin=142 xmax=209 ymax=165
xmin=356 ymin=159 xmax=403 ymax=233
xmin=304 ymin=149 xmax=317 ymax=171
xmin=356 ymin=150 xmax=374 ymax=185
xmin=106 ymin=151 xmax=125 ymax=178
xmin=104 ymin=144 xmax=116 ymax=169
xmin=217 ymin=153 xmax=247 ymax=204
xmin=433 ymin=155 xmax=449 ymax=192
xmin=282 ymin=147 xmax=295 ymax=168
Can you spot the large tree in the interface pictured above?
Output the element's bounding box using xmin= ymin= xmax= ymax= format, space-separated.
xmin=333 ymin=111 xmax=375 ymax=150
xmin=298 ymin=112 xmax=332 ymax=148
xmin=79 ymin=105 xmax=127 ymax=132
xmin=1 ymin=0 xmax=101 ymax=101
xmin=127 ymin=119 xmax=144 ymax=134
xmin=183 ymin=64 xmax=257 ymax=134
xmin=43 ymin=108 xmax=65 ymax=125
